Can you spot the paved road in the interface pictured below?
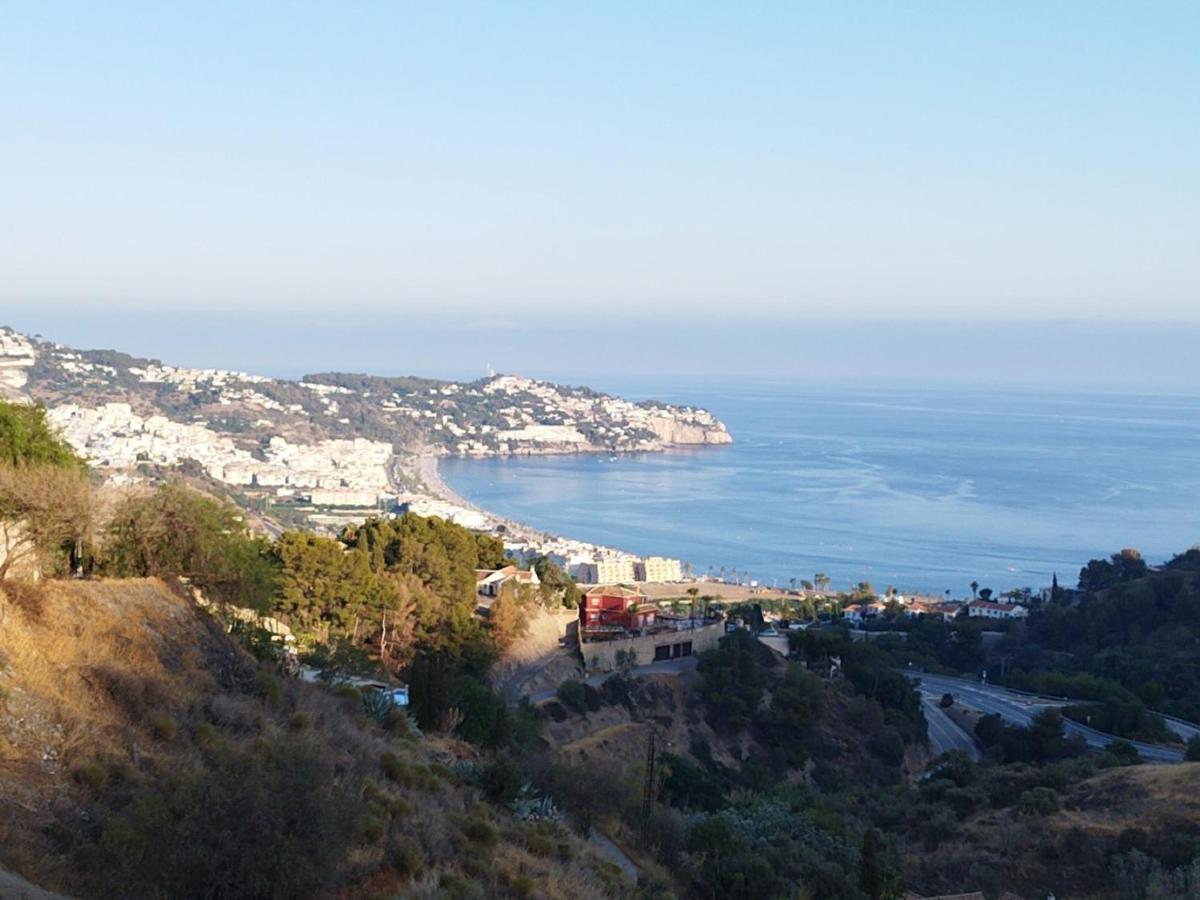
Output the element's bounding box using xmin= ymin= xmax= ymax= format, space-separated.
xmin=528 ymin=656 xmax=699 ymax=703
xmin=921 ymin=696 xmax=981 ymax=760
xmin=911 ymin=672 xmax=1185 ymax=763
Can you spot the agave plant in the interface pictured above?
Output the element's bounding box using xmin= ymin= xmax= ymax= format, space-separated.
xmin=509 ymin=783 xmax=560 ymax=822
xmin=361 ymin=690 xmax=395 ymax=725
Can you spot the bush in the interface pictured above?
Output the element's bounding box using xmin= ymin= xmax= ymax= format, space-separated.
xmin=72 ymin=761 xmax=108 ymax=792
xmin=380 ymin=752 xmax=438 ymax=791
xmin=939 ymin=693 xmax=954 ymax=708
xmin=1104 ymin=740 xmax=1143 ymax=767
xmin=150 ymin=714 xmax=177 ymax=743
xmin=91 ymin=736 xmax=355 ymax=899
xmin=460 ymin=816 xmax=499 ymax=849
xmin=555 ymin=679 xmax=588 ymax=715
xmin=1186 ymin=736 xmax=1200 ymax=761
xmin=391 ymin=836 xmax=424 ymax=880
xmin=255 ymin=669 xmax=281 ymax=705
xmin=288 ymin=711 xmax=313 ymax=731
xmin=1018 ymin=786 xmax=1060 ymax=816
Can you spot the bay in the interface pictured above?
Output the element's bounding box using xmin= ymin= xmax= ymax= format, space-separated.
xmin=439 ymin=382 xmax=1200 ymax=596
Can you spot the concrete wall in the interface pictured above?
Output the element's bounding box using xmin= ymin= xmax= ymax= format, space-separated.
xmin=581 ymin=621 xmax=725 ymax=674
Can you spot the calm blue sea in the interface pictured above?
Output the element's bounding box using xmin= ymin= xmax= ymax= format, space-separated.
xmin=439 ymin=382 xmax=1200 ymax=596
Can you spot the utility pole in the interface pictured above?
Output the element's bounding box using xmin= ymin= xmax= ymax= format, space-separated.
xmin=641 ymin=729 xmax=657 ymax=841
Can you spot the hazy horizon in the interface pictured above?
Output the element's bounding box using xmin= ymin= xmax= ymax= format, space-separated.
xmin=5 ymin=307 xmax=1200 ymax=394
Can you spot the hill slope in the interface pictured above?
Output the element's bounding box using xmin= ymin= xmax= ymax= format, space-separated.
xmin=0 ymin=578 xmax=627 ymax=899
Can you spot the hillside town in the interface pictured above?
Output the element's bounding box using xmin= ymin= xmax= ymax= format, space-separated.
xmin=1 ymin=326 xmax=714 ymax=583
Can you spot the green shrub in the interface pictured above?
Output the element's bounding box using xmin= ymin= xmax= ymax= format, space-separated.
xmin=461 ymin=816 xmax=500 ymax=848
xmin=357 ymin=815 xmax=387 ymax=843
xmin=150 ymin=714 xmax=177 ymax=742
xmin=91 ymin=736 xmax=355 ymax=899
xmin=555 ymin=679 xmax=588 ymax=715
xmin=391 ymin=836 xmax=424 ymax=879
xmin=192 ymin=722 xmax=224 ymax=752
xmin=332 ymin=683 xmax=362 ymax=703
xmin=380 ymin=751 xmax=438 ymax=791
xmin=73 ymin=761 xmax=108 ymax=792
xmin=1018 ymin=786 xmax=1060 ymax=816
xmin=288 ymin=711 xmax=312 ymax=731
xmin=256 ymin=669 xmax=281 ymax=705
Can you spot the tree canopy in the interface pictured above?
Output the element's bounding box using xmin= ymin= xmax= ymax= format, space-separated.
xmin=0 ymin=401 xmax=83 ymax=469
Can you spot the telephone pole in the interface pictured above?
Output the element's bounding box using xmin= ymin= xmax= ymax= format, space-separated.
xmin=641 ymin=729 xmax=657 ymax=839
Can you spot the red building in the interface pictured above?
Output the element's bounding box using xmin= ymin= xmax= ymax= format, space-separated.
xmin=580 ymin=585 xmax=655 ymax=639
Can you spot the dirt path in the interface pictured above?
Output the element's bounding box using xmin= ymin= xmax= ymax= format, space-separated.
xmin=590 ymin=831 xmax=639 ymax=882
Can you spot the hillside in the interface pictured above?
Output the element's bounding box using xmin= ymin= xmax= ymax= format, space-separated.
xmin=0 ymin=578 xmax=629 ymax=899
xmin=0 ymin=326 xmax=729 ymax=535
xmin=910 ymin=763 xmax=1200 ymax=898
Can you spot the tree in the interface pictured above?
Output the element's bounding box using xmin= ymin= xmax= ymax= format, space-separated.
xmin=859 ymin=828 xmax=887 ymax=900
xmin=0 ymin=401 xmax=90 ymax=580
xmin=488 ymin=581 xmax=529 ymax=651
xmin=0 ymin=401 xmax=82 ymax=468
xmin=273 ymin=531 xmax=391 ymax=638
xmin=814 ymin=572 xmax=831 ymax=592
xmin=104 ymin=484 xmax=276 ymax=611
xmin=0 ymin=462 xmax=91 ymax=580
xmin=1079 ymin=549 xmax=1149 ymax=592
xmin=969 ymin=580 xmax=979 ymax=599
xmin=978 ymin=587 xmax=993 ymax=602
xmin=531 ymin=555 xmax=581 ymax=609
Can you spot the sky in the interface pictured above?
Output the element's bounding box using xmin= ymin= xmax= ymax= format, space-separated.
xmin=2 ymin=3 xmax=1198 ymax=384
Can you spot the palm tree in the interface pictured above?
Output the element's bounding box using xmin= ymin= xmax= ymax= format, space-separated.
xmin=815 ymin=572 xmax=830 ymax=593
xmin=970 ymin=580 xmax=979 ymax=599
xmin=686 ymin=586 xmax=700 ymax=623
xmin=789 ymin=577 xmax=797 ymax=593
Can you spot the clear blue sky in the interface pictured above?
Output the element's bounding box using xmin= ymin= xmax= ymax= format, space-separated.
xmin=2 ymin=3 xmax=1198 ymax=382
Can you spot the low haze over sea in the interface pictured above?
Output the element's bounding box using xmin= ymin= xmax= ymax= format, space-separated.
xmin=441 ymin=381 xmax=1200 ymax=596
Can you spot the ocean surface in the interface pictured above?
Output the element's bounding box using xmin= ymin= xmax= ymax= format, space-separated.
xmin=439 ymin=382 xmax=1200 ymax=596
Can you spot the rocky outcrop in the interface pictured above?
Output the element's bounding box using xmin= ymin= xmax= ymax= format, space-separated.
xmin=642 ymin=415 xmax=733 ymax=446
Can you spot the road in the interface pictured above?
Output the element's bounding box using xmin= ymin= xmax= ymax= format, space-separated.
xmin=911 ymin=672 xmax=1185 ymax=763
xmin=921 ymin=696 xmax=981 ymax=760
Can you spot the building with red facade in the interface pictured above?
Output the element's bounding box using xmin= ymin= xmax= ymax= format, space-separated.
xmin=579 ymin=585 xmax=657 ymax=640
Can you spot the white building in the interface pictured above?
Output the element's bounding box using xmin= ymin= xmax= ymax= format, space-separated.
xmin=966 ymin=600 xmax=1028 ymax=620
xmin=634 ymin=556 xmax=683 ymax=583
xmin=578 ymin=557 xmax=638 ymax=585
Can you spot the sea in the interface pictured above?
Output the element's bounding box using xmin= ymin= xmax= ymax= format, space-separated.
xmin=439 ymin=381 xmax=1200 ymax=597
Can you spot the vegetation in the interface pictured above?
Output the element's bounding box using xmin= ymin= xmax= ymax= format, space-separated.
xmin=0 ymin=401 xmax=91 ymax=580
xmin=104 ymin=484 xmax=277 ymax=610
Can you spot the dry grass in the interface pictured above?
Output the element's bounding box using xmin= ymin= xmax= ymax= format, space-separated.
xmin=0 ymin=577 xmax=628 ymax=899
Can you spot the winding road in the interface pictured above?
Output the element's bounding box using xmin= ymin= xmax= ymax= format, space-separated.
xmin=910 ymin=671 xmax=1186 ymax=763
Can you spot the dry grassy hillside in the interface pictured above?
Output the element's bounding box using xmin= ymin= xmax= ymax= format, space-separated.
xmin=909 ymin=762 xmax=1200 ymax=898
xmin=0 ymin=578 xmax=630 ymax=899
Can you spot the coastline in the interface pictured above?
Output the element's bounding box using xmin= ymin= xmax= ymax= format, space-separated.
xmin=403 ymin=452 xmax=656 ymax=573
xmin=411 ymin=454 xmax=479 ymax=512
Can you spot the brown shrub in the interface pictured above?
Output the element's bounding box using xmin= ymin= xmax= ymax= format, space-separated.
xmin=1 ymin=579 xmax=47 ymax=620
xmin=89 ymin=664 xmax=170 ymax=719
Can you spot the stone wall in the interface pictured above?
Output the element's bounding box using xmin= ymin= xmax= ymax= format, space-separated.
xmin=580 ymin=621 xmax=725 ymax=674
